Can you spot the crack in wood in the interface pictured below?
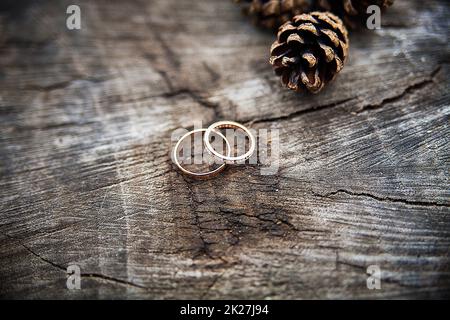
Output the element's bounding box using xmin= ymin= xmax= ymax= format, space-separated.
xmin=218 ymin=207 xmax=299 ymax=233
xmin=6 ymin=235 xmax=149 ymax=290
xmin=199 ymin=271 xmax=224 ymax=299
xmin=9 ymin=120 xmax=98 ymax=132
xmin=249 ymin=97 xmax=357 ymax=124
xmin=22 ymin=76 xmax=111 ymax=92
xmin=80 ymin=273 xmax=148 ymax=290
xmin=150 ymin=27 xmax=181 ymax=70
xmin=355 ymin=65 xmax=443 ymax=113
xmin=181 ymin=176 xmax=218 ymax=260
xmin=313 ymin=189 xmax=449 ymax=208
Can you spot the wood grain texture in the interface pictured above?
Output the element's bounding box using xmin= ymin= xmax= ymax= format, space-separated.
xmin=0 ymin=0 xmax=449 ymax=299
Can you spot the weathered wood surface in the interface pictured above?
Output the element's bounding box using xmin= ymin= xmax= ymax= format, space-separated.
xmin=0 ymin=0 xmax=449 ymax=299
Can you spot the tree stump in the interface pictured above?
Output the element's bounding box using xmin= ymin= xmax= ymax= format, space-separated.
xmin=0 ymin=0 xmax=449 ymax=298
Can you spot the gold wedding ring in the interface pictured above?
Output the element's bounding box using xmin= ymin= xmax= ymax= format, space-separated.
xmin=172 ymin=128 xmax=231 ymax=179
xmin=204 ymin=121 xmax=256 ymax=164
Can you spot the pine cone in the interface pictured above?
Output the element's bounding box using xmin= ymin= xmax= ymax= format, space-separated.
xmin=315 ymin=0 xmax=395 ymax=28
xmin=234 ymin=0 xmax=310 ymax=29
xmin=269 ymin=12 xmax=349 ymax=93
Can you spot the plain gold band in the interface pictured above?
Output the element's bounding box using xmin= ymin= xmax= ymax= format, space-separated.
xmin=203 ymin=121 xmax=256 ymax=163
xmin=172 ymin=128 xmax=231 ymax=179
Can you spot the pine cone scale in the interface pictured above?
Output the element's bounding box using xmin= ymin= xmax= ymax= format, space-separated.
xmin=318 ymin=42 xmax=335 ymax=62
xmin=287 ymin=33 xmax=305 ymax=46
xmin=302 ymin=52 xmax=317 ymax=68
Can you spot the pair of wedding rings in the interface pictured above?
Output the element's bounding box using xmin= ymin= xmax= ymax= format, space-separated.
xmin=172 ymin=121 xmax=256 ymax=179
